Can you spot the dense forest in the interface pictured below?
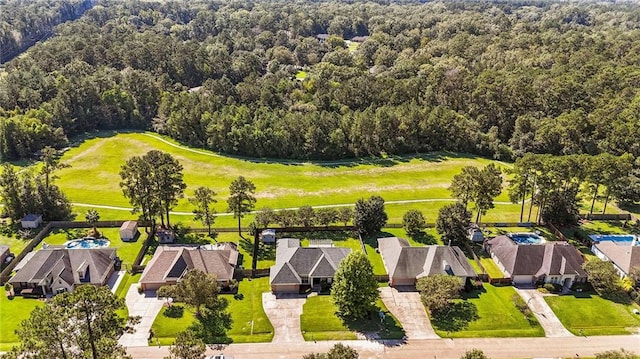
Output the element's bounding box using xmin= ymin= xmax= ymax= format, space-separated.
xmin=0 ymin=0 xmax=95 ymax=63
xmin=1 ymin=0 xmax=640 ymax=161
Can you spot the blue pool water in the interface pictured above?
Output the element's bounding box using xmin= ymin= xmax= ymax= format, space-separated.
xmin=589 ymin=234 xmax=638 ymax=245
xmin=508 ymin=232 xmax=544 ymax=245
xmin=65 ymin=237 xmax=110 ymax=249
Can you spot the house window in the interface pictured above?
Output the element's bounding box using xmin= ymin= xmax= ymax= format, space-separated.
xmin=301 ymin=277 xmax=309 ymax=284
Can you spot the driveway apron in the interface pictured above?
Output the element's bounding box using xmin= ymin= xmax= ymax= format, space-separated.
xmin=379 ymin=287 xmax=439 ymax=339
xmin=515 ymin=287 xmax=573 ymax=337
xmin=262 ymin=292 xmax=307 ymax=343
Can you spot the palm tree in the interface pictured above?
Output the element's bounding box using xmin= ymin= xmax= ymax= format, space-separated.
xmin=85 ymin=209 xmax=100 ymax=237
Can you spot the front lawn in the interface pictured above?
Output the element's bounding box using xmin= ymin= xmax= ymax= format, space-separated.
xmin=432 ymin=284 xmax=544 ymax=338
xmin=41 ymin=227 xmax=143 ymax=266
xmin=150 ymin=277 xmax=273 ymax=345
xmin=545 ymin=293 xmax=640 ymax=336
xmin=0 ymin=294 xmax=44 ymax=351
xmin=300 ymin=294 xmax=404 ymax=341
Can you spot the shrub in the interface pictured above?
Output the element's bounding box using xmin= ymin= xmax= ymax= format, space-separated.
xmin=543 ymin=283 xmax=555 ymax=292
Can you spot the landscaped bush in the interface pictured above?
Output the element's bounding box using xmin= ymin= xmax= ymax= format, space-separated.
xmin=163 ymin=305 xmax=184 ymax=318
xmin=543 ymin=283 xmax=556 ymax=293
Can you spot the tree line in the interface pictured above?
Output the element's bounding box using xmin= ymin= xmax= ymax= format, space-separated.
xmin=1 ymin=0 xmax=640 ymax=164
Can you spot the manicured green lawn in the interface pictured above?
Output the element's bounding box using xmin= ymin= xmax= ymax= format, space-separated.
xmin=545 ymin=293 xmax=640 ymax=336
xmin=0 ymin=294 xmax=44 ymax=351
xmin=40 ymin=227 xmax=143 ymax=266
xmin=226 ymin=277 xmax=274 ymax=343
xmin=432 ymin=284 xmax=544 ymax=338
xmin=150 ymin=277 xmax=273 ymax=345
xmin=300 ymin=294 xmax=404 ymax=341
xmin=53 ymin=132 xmax=523 ymax=225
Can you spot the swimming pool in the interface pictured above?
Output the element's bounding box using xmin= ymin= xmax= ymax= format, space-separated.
xmin=64 ymin=237 xmax=110 ymax=249
xmin=589 ymin=234 xmax=638 ymax=245
xmin=507 ymin=232 xmax=545 ymax=245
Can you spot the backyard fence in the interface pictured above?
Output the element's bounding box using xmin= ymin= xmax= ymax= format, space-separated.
xmin=545 ymin=222 xmax=567 ymax=241
xmin=580 ymin=213 xmax=632 ymax=221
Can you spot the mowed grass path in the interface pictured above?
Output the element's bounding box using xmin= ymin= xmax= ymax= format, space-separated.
xmin=545 ymin=294 xmax=640 ymax=336
xmin=54 ymin=132 xmax=519 ymax=226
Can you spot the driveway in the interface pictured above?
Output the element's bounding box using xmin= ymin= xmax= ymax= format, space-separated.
xmin=514 ymin=287 xmax=573 ymax=337
xmin=379 ymin=287 xmax=439 ymax=339
xmin=262 ymin=292 xmax=307 ymax=343
xmin=119 ymin=286 xmax=165 ymax=347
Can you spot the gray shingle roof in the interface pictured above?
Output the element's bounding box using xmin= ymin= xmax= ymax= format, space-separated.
xmin=486 ymin=236 xmax=586 ymax=278
xmin=593 ymin=241 xmax=640 ymax=275
xmin=140 ymin=244 xmax=238 ymax=285
xmin=270 ymin=238 xmax=350 ymax=285
xmin=9 ymin=248 xmax=116 ymax=286
xmin=378 ymin=237 xmax=476 ymax=280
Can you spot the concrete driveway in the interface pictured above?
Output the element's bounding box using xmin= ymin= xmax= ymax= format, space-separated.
xmin=262 ymin=292 xmax=307 ymax=343
xmin=514 ymin=287 xmax=573 ymax=337
xmin=379 ymin=287 xmax=439 ymax=339
xmin=119 ymin=286 xmax=165 ymax=347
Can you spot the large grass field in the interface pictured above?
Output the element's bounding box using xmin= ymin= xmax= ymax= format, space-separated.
xmin=432 ymin=284 xmax=545 ymax=338
xmin=151 ymin=277 xmax=274 ymax=345
xmin=0 ymin=295 xmax=44 ymax=351
xmin=52 ymin=132 xmax=521 ymax=227
xmin=40 ymin=228 xmax=143 ymax=267
xmin=545 ymin=293 xmax=640 ymax=336
xmin=300 ymin=294 xmax=404 ymax=341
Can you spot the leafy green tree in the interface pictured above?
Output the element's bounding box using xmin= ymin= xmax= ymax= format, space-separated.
xmin=353 ymin=196 xmax=387 ymax=235
xmin=595 ymin=349 xmax=636 ymax=359
xmin=227 ymin=176 xmax=256 ymax=236
xmin=164 ymin=330 xmax=206 ymax=359
xmin=190 ymin=186 xmax=217 ymax=235
xmin=120 ymin=155 xmax=161 ymax=228
xmin=7 ymin=285 xmax=137 ymax=359
xmin=403 ymin=209 xmax=426 ymax=237
xmin=316 ymin=208 xmax=338 ymax=227
xmin=276 ymin=209 xmax=296 ymax=227
xmin=40 ymin=146 xmax=68 ymax=192
xmin=297 ymin=205 xmax=315 ymax=227
xmin=416 ymin=274 xmax=462 ymax=313
xmin=449 ymin=166 xmax=480 ymax=208
xmin=146 ymin=150 xmax=186 ymax=228
xmin=583 ymin=259 xmax=626 ymax=300
xmin=255 ymin=207 xmax=275 ymax=228
xmin=436 ymin=203 xmax=471 ymax=247
xmin=337 ymin=207 xmax=354 ymax=226
xmin=472 ymin=164 xmax=502 ymax=223
xmin=170 ymin=269 xmax=222 ymax=316
xmin=332 ymin=251 xmax=379 ymax=320
xmin=0 ymin=163 xmax=23 ymax=220
xmin=508 ymin=154 xmax=538 ymax=222
xmin=327 ymin=344 xmax=359 ymax=359
xmin=461 ymin=349 xmax=489 ymax=359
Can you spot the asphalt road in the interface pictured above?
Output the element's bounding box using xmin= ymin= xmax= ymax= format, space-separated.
xmin=127 ymin=335 xmax=640 ymax=359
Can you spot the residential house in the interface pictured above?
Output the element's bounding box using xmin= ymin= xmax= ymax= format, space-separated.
xmin=20 ymin=214 xmax=42 ymax=229
xmin=270 ymin=238 xmax=350 ymax=293
xmin=592 ymin=241 xmax=640 ymax=278
xmin=378 ymin=237 xmax=476 ymax=287
xmin=9 ymin=248 xmax=117 ymax=297
xmin=139 ymin=243 xmax=239 ymax=291
xmin=485 ymin=236 xmax=587 ymax=287
xmin=119 ymin=221 xmax=139 ymax=242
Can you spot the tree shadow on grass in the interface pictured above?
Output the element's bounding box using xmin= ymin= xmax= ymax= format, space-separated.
xmin=342 ymin=308 xmax=405 ymax=341
xmin=431 ymin=302 xmax=479 ymax=332
xmin=239 ymin=237 xmax=275 ymax=261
